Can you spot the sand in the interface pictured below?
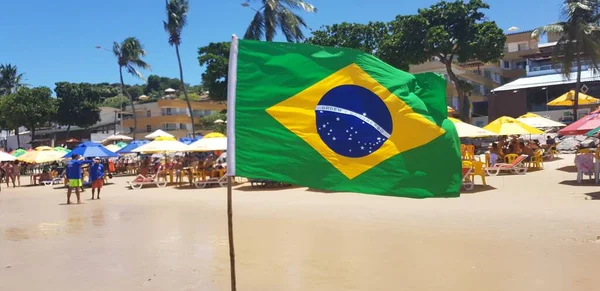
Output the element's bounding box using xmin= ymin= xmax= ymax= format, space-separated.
xmin=1 ymin=154 xmax=600 ymax=291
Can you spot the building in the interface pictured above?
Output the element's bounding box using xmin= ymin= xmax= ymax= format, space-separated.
xmin=409 ymin=30 xmax=538 ymax=120
xmin=122 ymin=99 xmax=226 ymax=138
xmin=490 ymin=39 xmax=600 ymax=122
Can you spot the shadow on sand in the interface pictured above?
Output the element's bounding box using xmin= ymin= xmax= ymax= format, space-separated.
xmin=559 ymin=180 xmax=598 ymax=186
xmin=236 ymin=184 xmax=300 ymax=192
xmin=584 ymin=191 xmax=600 ymax=200
xmin=556 ymin=165 xmax=577 ymax=173
xmin=462 ymin=185 xmax=496 ymax=194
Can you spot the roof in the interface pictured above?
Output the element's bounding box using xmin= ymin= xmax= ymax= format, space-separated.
xmin=492 ymin=70 xmax=600 ymax=92
xmin=538 ymin=41 xmax=558 ymax=48
xmin=505 ymin=29 xmax=534 ymax=36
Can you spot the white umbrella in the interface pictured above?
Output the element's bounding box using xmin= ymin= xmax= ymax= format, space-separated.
xmin=214 ymin=119 xmax=225 ymax=124
xmin=165 ymin=88 xmax=176 ymax=93
xmin=132 ymin=137 xmax=188 ymax=153
xmin=517 ymin=113 xmax=566 ymax=128
xmin=102 ymin=134 xmax=133 ymax=143
xmin=449 ymin=118 xmax=498 ymax=138
xmin=145 ymin=129 xmax=175 ymax=140
xmin=187 ymin=137 xmax=227 ymax=152
xmin=0 ymin=151 xmax=16 ymax=162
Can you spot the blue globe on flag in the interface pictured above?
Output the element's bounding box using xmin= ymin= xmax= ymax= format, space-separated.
xmin=315 ymin=85 xmax=393 ymax=158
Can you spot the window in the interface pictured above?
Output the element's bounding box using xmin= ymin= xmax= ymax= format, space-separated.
xmin=503 ymin=44 xmax=509 ymax=53
xmin=146 ymin=110 xmax=151 ymax=117
xmin=516 ymin=61 xmax=526 ymax=69
xmin=502 ymin=60 xmax=510 ymax=69
xmin=180 ymin=123 xmax=186 ymax=130
xmin=163 ymin=123 xmax=177 ymax=131
xmin=129 ymin=127 xmax=134 ymax=133
xmin=146 ymin=125 xmax=152 ymax=132
xmin=517 ymin=43 xmax=529 ymax=51
xmin=162 ymin=108 xmax=173 ymax=116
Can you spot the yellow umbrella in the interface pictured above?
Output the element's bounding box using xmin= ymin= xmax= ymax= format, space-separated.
xmin=204 ymin=132 xmax=226 ymax=138
xmin=447 ymin=106 xmax=455 ymax=114
xmin=547 ymin=90 xmax=599 ymax=106
xmin=483 ymin=116 xmax=544 ymax=135
xmin=131 ymin=136 xmax=188 ymax=153
xmin=449 ymin=118 xmax=498 ymax=138
xmin=17 ymin=146 xmax=65 ymax=164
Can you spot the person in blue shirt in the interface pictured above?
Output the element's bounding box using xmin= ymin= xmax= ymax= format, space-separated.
xmin=90 ymin=157 xmax=105 ymax=200
xmin=66 ymin=154 xmax=92 ymax=204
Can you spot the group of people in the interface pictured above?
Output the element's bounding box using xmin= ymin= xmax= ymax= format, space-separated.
xmin=65 ymin=154 xmax=105 ymax=204
xmin=0 ymin=161 xmax=21 ymax=189
xmin=489 ymin=135 xmax=556 ymax=165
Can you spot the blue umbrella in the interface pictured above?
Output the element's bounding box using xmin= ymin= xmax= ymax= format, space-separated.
xmin=63 ymin=142 xmax=119 ymax=158
xmin=116 ymin=140 xmax=149 ymax=154
xmin=179 ymin=136 xmax=202 ymax=145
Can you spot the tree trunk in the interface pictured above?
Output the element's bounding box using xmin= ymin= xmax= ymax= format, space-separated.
xmin=119 ymin=67 xmax=137 ymax=140
xmin=573 ymin=51 xmax=582 ymax=120
xmin=65 ymin=125 xmax=71 ymax=140
xmin=31 ymin=127 xmax=35 ymax=146
xmin=443 ymin=61 xmax=466 ymax=121
xmin=175 ymin=44 xmax=196 ymax=137
xmin=15 ymin=128 xmax=20 ymax=148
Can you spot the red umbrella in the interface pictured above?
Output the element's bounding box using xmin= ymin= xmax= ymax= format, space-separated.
xmin=559 ymin=109 xmax=600 ymax=135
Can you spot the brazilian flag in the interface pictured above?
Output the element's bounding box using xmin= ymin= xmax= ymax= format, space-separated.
xmin=226 ymin=38 xmax=461 ymax=198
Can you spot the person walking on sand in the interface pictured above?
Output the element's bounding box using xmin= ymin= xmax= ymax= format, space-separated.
xmin=90 ymin=157 xmax=105 ymax=200
xmin=66 ymin=154 xmax=92 ymax=204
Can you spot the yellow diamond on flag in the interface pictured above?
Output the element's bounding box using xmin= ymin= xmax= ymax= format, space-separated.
xmin=266 ymin=63 xmax=446 ymax=179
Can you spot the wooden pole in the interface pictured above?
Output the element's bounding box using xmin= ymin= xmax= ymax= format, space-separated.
xmin=227 ymin=176 xmax=237 ymax=291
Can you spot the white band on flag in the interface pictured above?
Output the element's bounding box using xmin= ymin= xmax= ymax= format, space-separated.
xmin=315 ymin=105 xmax=391 ymax=138
xmin=226 ymin=35 xmax=239 ymax=176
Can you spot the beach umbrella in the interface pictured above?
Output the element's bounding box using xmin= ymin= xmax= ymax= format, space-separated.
xmin=214 ymin=119 xmax=225 ymax=124
xmin=558 ymin=111 xmax=600 ymax=135
xmin=17 ymin=146 xmax=65 ymax=164
xmin=204 ymin=132 xmax=226 ymax=139
xmin=116 ymin=141 xmax=128 ymax=147
xmin=138 ymin=95 xmax=149 ymax=100
xmin=116 ymin=140 xmax=149 ymax=154
xmin=188 ymin=137 xmax=227 ymax=152
xmin=53 ymin=146 xmax=71 ymax=154
xmin=449 ymin=118 xmax=497 ymax=138
xmin=547 ymin=90 xmax=600 ymax=106
xmin=447 ymin=106 xmax=455 ymax=114
xmin=484 ymin=116 xmax=544 ymax=135
xmin=63 ymin=141 xmax=118 ymax=158
xmin=516 ymin=112 xmax=566 ymax=128
xmin=11 ymin=149 xmax=27 ymax=157
xmin=585 ymin=126 xmax=600 ymax=137
xmin=105 ymin=144 xmax=122 ymax=152
xmin=102 ymin=134 xmax=133 ymax=144
xmin=132 ymin=136 xmax=188 ymax=154
xmin=179 ymin=137 xmax=201 ymax=145
xmin=0 ymin=151 xmax=16 ymax=162
xmin=145 ymin=129 xmax=175 ymax=140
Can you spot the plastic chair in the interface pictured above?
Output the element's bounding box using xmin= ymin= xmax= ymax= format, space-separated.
xmin=575 ymin=153 xmax=595 ymax=183
xmin=469 ymin=160 xmax=487 ymax=186
xmin=528 ymin=150 xmax=544 ymax=169
xmin=504 ymin=154 xmax=518 ymax=164
xmin=461 ymin=161 xmax=474 ymax=191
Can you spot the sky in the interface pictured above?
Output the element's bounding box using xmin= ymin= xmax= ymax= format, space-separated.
xmin=0 ymin=0 xmax=565 ymax=90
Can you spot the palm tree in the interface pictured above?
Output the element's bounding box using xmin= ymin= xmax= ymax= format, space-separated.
xmin=243 ymin=0 xmax=317 ymax=42
xmin=533 ymin=0 xmax=600 ymax=119
xmin=164 ymin=0 xmax=196 ymax=136
xmin=0 ymin=64 xmax=24 ymax=96
xmin=112 ymin=37 xmax=150 ymax=140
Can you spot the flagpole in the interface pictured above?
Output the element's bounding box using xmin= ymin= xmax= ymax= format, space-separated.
xmin=226 ymin=34 xmax=239 ymax=291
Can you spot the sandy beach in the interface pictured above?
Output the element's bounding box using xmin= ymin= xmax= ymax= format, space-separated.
xmin=1 ymin=154 xmax=600 ymax=291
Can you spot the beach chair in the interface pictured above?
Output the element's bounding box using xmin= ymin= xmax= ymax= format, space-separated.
xmin=575 ymin=153 xmax=596 ymax=183
xmin=41 ymin=171 xmax=63 ymax=186
xmin=461 ymin=161 xmax=474 ymax=191
xmin=528 ymin=150 xmax=544 ymax=169
xmin=543 ymin=145 xmax=558 ymax=160
xmin=469 ymin=160 xmax=487 ymax=186
xmin=485 ymin=154 xmax=529 ymax=176
xmin=194 ymin=168 xmax=227 ymax=188
xmin=127 ymin=169 xmax=167 ymax=190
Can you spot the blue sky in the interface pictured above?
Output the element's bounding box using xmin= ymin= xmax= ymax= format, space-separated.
xmin=0 ymin=0 xmax=564 ymax=90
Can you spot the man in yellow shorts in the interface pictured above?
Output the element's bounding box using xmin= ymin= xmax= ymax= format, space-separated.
xmin=65 ymin=154 xmax=92 ymax=204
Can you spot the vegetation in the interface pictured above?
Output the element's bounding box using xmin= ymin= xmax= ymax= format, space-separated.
xmin=243 ymin=0 xmax=316 ymax=41
xmin=0 ymin=87 xmax=56 ymax=141
xmin=0 ymin=64 xmax=25 ymax=95
xmin=198 ymin=111 xmax=227 ymax=133
xmin=198 ymin=42 xmax=229 ymax=100
xmin=164 ymin=0 xmax=196 ymax=136
xmin=101 ymin=95 xmax=131 ymax=109
xmin=113 ymin=37 xmax=150 ymax=140
xmin=533 ymin=0 xmax=600 ymax=119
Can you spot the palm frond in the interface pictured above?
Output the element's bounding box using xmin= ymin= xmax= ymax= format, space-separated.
xmin=277 ymin=7 xmax=307 ymax=42
xmin=279 ymin=0 xmax=317 ymax=13
xmin=264 ymin=2 xmax=278 ymax=41
xmin=164 ymin=0 xmax=188 ymax=46
xmin=244 ymin=11 xmax=265 ymax=40
xmin=532 ymin=23 xmax=566 ymax=38
xmin=126 ymin=65 xmax=145 ymax=81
